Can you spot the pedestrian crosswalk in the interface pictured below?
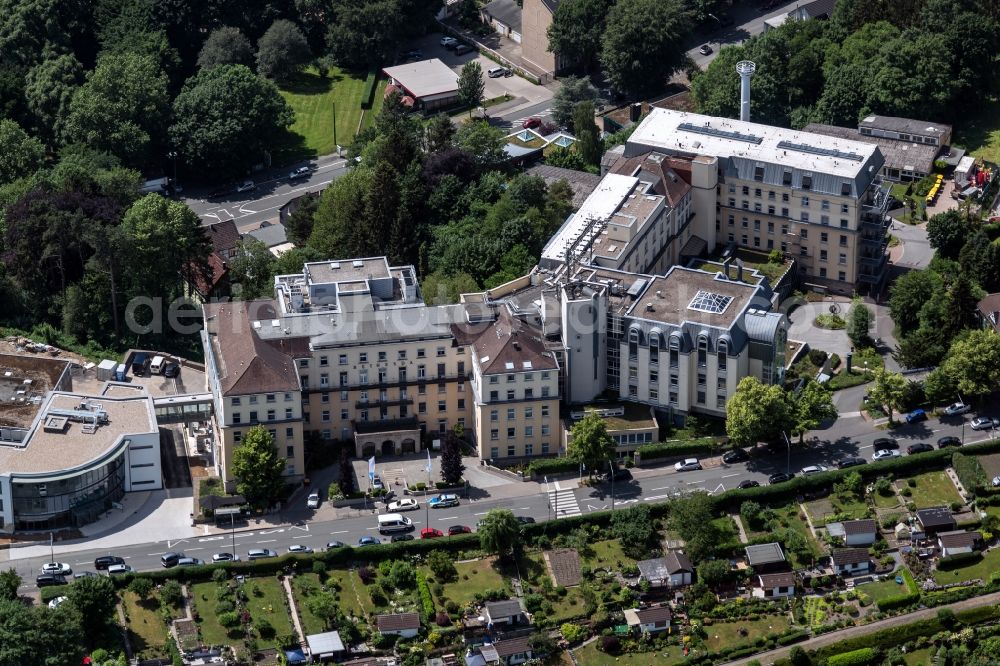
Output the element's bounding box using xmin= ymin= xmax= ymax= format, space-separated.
xmin=512 ymin=108 xmax=554 ymax=125
xmin=548 ymin=482 xmax=581 ymax=518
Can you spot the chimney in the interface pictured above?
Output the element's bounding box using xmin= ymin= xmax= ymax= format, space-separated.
xmin=722 ymin=257 xmax=732 ymax=280
xmin=736 ymin=60 xmax=757 ymax=122
xmin=736 ymin=259 xmax=744 ymax=282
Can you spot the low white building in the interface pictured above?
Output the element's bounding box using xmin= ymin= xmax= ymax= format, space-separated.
xmin=827 ymin=519 xmax=878 ymax=546
xmin=753 ymin=572 xmax=796 ymax=599
xmin=831 ymin=548 xmax=872 ymax=576
xmin=623 ymin=605 xmax=672 ymax=634
xmin=375 ymin=612 xmax=421 ymax=639
xmin=637 ymin=553 xmax=694 ymax=588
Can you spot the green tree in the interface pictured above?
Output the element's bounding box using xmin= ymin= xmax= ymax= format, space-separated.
xmin=868 ymin=367 xmax=907 ymax=422
xmin=942 ymin=271 xmax=980 ymax=339
xmin=256 ymin=19 xmax=311 ymax=81
xmin=232 ymin=425 xmax=287 ymax=508
xmin=666 ymin=493 xmax=724 ymax=561
xmin=551 ymin=75 xmax=603 ymax=127
xmin=847 ymin=299 xmax=873 ymax=346
xmin=923 ymin=366 xmax=957 ymax=406
xmin=66 ymin=574 xmax=117 ymax=639
xmin=566 ymin=412 xmax=615 ymax=474
xmin=169 ymin=64 xmax=294 ymax=179
xmin=307 ymin=594 xmax=340 ymax=630
xmin=425 ymin=113 xmax=455 ymax=153
xmin=457 ymin=61 xmax=485 ymax=115
xmin=572 ymin=101 xmax=601 ymax=167
xmin=610 ymin=504 xmax=656 ymax=559
xmin=420 ymin=270 xmax=479 ymax=304
xmin=939 ymin=329 xmax=1000 ymax=400
xmin=790 ymin=380 xmax=837 ymax=442
xmin=547 ymin=0 xmax=613 ymax=71
xmin=440 ymin=425 xmax=466 ymax=485
xmin=198 ymin=26 xmax=255 ymax=70
xmin=697 ymin=559 xmax=732 ymax=587
xmin=601 ymin=0 xmax=694 ymax=96
xmin=726 ymin=376 xmax=792 ymax=447
xmin=455 ymin=120 xmax=505 ymax=165
xmin=0 ymin=569 xmax=20 ymax=601
xmin=66 ymin=52 xmax=169 ymax=164
xmin=889 ymin=269 xmax=942 ymax=334
xmin=0 ymin=119 xmax=44 ymax=185
xmin=928 ymin=209 xmax=975 ymax=260
xmin=228 ymin=237 xmax=276 ymax=300
xmin=308 ymin=166 xmax=372 ymax=258
xmin=284 ymin=193 xmax=319 ymax=246
xmin=426 ymin=549 xmax=457 ymax=581
xmin=325 ymin=0 xmax=437 ymax=71
xmin=24 ymin=54 xmax=84 ymax=145
xmin=127 ymin=576 xmax=154 ymax=600
xmin=478 ymin=508 xmax=522 ymax=558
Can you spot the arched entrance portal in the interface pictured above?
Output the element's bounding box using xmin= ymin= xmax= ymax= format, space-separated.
xmin=361 ymin=443 xmax=376 ymax=457
xmin=352 ymin=418 xmax=423 ymax=458
xmin=401 ymin=438 xmax=416 ymax=454
xmin=381 ymin=440 xmax=394 ymax=456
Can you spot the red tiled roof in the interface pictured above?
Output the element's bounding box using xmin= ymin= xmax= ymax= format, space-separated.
xmin=469 ymin=310 xmax=557 ymax=375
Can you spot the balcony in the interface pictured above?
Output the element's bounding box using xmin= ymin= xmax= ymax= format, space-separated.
xmin=861 ymin=184 xmax=892 ymax=230
xmin=355 ymin=397 xmax=414 ymax=409
xmin=304 ymin=373 xmax=470 ymax=394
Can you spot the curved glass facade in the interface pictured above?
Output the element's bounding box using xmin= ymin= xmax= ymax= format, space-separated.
xmin=12 ymin=454 xmax=126 ymax=530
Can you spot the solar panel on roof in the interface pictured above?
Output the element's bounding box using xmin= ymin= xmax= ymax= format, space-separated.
xmin=776 ymin=140 xmax=864 ymax=162
xmin=678 ymin=122 xmax=764 ymax=145
xmin=688 ymin=290 xmax=734 ymax=314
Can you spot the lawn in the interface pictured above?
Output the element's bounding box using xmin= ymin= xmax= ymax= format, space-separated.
xmin=432 ymin=558 xmax=508 ymax=607
xmin=573 ymin=640 xmax=688 ymax=666
xmin=904 ymin=647 xmax=935 ymax=666
xmin=750 ymin=504 xmax=822 ymax=568
xmin=191 ymin=581 xmax=235 ymax=646
xmin=805 ymin=495 xmax=870 ymax=524
xmin=703 ymin=615 xmax=792 ymax=653
xmin=907 ymin=471 xmax=962 ymax=508
xmin=873 ymin=491 xmax=901 ymax=509
xmin=123 ymin=591 xmax=169 ymax=657
xmin=291 ymin=573 xmax=332 ymax=636
xmin=585 ymin=539 xmax=637 ymax=568
xmin=325 ymin=568 xmax=374 ymax=618
xmin=277 ymin=67 xmax=384 ymax=161
xmin=242 ymin=577 xmax=294 ymax=638
xmin=933 ymin=547 xmax=1000 ymax=585
xmin=953 ymin=101 xmax=1000 ymax=164
xmin=856 ymin=577 xmax=910 ymax=605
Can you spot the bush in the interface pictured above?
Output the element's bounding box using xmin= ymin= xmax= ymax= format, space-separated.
xmin=937 ymin=551 xmax=982 ymax=570
xmin=256 ymin=617 xmax=275 ymax=639
xmin=953 ymin=452 xmax=987 ymax=492
xmin=815 ymin=313 xmax=847 ymax=329
xmin=560 ymin=622 xmax=587 ymax=643
xmin=526 ymin=457 xmax=578 ymax=476
xmin=416 ymin=571 xmax=435 ymax=623
xmin=827 ymin=647 xmax=877 ymax=666
xmin=777 ymin=630 xmax=809 ymax=646
xmin=218 ymin=611 xmax=240 ymax=628
xmin=599 ymin=635 xmax=620 ymax=653
xmin=360 ymin=70 xmax=379 ymax=109
xmin=808 ymin=349 xmax=828 ymax=366
xmin=637 ymin=438 xmax=722 ymax=461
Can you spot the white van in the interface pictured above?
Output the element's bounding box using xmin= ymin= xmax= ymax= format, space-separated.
xmin=150 ymin=355 xmax=166 ymax=375
xmin=377 ymin=513 xmax=413 ymax=534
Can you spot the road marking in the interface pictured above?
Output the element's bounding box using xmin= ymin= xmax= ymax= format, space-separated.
xmin=365 ymin=527 xmax=379 ymax=530
xmin=293 ymin=535 xmax=310 ymax=539
xmin=147 ymin=553 xmax=165 ymax=556
xmin=586 ymin=504 xmax=608 ymax=511
xmin=685 ymin=479 xmax=706 ymax=484
xmin=644 ymin=494 xmax=674 ymax=502
xmin=256 ymin=539 xmax=277 ymax=543
xmin=518 ymin=507 xmax=531 ymax=510
xmin=186 ymin=548 xmax=204 ymax=551
xmin=330 ymin=531 xmax=348 ymax=535
xmin=721 ymin=473 xmax=740 ymax=478
xmin=473 ymin=511 xmax=489 ymax=516
xmin=438 ymin=515 xmax=459 ymax=520
xmin=650 ymin=486 xmax=673 ymax=491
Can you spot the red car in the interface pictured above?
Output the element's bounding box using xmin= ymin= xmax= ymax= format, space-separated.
xmin=420 ymin=527 xmax=444 ymax=539
xmin=448 ymin=525 xmax=472 ymax=536
xmin=521 ymin=117 xmax=542 ymax=129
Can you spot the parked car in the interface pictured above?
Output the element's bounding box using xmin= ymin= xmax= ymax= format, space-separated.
xmin=176 ymin=557 xmax=202 ymax=567
xmin=306 ymin=490 xmax=321 ymax=509
xmin=41 ymin=562 xmax=72 ymax=576
xmin=163 ymin=362 xmax=180 ymax=378
xmin=94 ymin=555 xmax=124 ymax=571
xmin=873 ymin=449 xmax=901 ymax=461
xmin=699 ymin=44 xmax=713 ymax=55
xmin=837 ymin=457 xmax=867 ymax=469
xmin=440 ymin=36 xmax=458 ymax=48
xmin=674 ymin=458 xmax=702 ymax=472
xmin=448 ymin=525 xmax=472 ymax=536
xmin=907 ymin=442 xmax=935 ymax=454
xmin=937 ymin=436 xmax=962 ymax=448
xmin=288 ymin=545 xmax=313 ymax=554
xmin=74 ymin=571 xmax=98 ymax=579
xmin=236 ymin=179 xmax=256 ymax=193
xmin=326 ymin=541 xmax=346 ymax=550
xmin=722 ymin=448 xmax=749 ymax=464
xmin=107 ymin=564 xmax=133 ymax=575
xmin=403 ymin=49 xmax=422 ymax=60
xmin=371 ymin=475 xmax=384 ymax=490
xmin=943 ymin=402 xmax=970 ymax=416
xmin=358 ymin=536 xmax=380 ymax=546
xmin=905 ymin=409 xmax=927 ymax=424
xmin=488 ymin=66 xmax=511 ymax=78
xmin=160 ymin=552 xmax=184 ymax=568
xmin=212 ymin=552 xmax=240 ymax=562
xmin=768 ymin=472 xmax=794 ymax=485
xmin=391 ymin=534 xmax=415 ymax=543
xmin=738 ymin=480 xmax=760 ymax=489
xmin=387 ymin=498 xmax=419 ymax=512
xmin=800 ymin=465 xmax=828 ymax=476
xmin=522 ymin=117 xmax=542 ymax=129
xmin=872 ymin=437 xmax=899 ymax=450
xmin=971 ymin=417 xmax=998 ymax=430
xmin=48 ymin=596 xmax=68 ymax=609
xmin=420 ymin=528 xmax=444 ymax=539
xmin=516 ymin=516 xmax=536 ymax=524
xmin=289 ymin=166 xmax=311 ymax=180
xmin=603 ymin=468 xmax=632 ymax=482
xmin=429 ymin=493 xmax=459 ymax=508
xmin=247 ymin=548 xmax=277 ymax=560
xmin=36 ymin=574 xmax=67 ymax=587
xmin=454 ymin=44 xmax=473 ymax=55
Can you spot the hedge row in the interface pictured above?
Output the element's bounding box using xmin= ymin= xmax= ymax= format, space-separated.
xmin=827 ymin=647 xmax=878 ymax=666
xmin=937 ymin=551 xmax=983 ymax=570
xmin=811 ymin=615 xmax=945 ymax=661
xmin=875 ymin=590 xmax=920 ymax=612
xmin=526 ymin=458 xmax=578 ymax=477
xmin=636 ymin=438 xmax=722 ymax=461
xmin=776 ymin=630 xmax=809 ymax=646
xmin=360 ymin=70 xmax=379 ymax=110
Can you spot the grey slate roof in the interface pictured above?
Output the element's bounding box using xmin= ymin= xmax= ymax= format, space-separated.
xmin=804 ymin=123 xmax=940 ymax=175
xmin=916 ymin=507 xmax=956 ymax=529
xmin=245 ymin=222 xmax=288 ymax=248
xmin=843 ymin=519 xmax=878 ymax=535
xmin=745 ymin=542 xmax=786 ymax=566
xmin=798 ymin=0 xmax=837 ymax=18
xmin=758 ymin=572 xmax=796 ymax=588
xmin=485 ymin=599 xmax=523 ymax=620
xmin=482 ymin=0 xmax=522 ymax=31
xmin=831 ymin=548 xmax=870 ymax=566
xmin=526 ymin=165 xmax=602 ymax=208
xmin=859 ymin=115 xmax=952 ymax=141
xmin=637 ymin=553 xmax=693 ymax=581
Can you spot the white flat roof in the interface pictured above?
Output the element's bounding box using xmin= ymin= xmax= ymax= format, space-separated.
xmin=382 ymin=58 xmax=459 ymax=99
xmin=541 ymin=173 xmax=638 ymax=264
xmin=628 ymin=108 xmax=881 ymax=179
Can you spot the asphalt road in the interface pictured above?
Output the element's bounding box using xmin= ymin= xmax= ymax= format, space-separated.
xmin=685 ymin=1 xmax=805 ymax=70
xmin=11 ymin=406 xmax=998 ymax=591
xmin=181 ymin=154 xmax=350 ymax=231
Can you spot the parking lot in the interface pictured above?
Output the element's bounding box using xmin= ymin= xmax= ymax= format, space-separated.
xmin=404 ymin=33 xmax=553 ymax=108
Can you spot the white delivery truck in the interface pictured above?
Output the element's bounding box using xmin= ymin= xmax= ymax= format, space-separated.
xmin=377 ymin=513 xmax=413 ymax=534
xmin=149 ymin=355 xmax=166 ymax=375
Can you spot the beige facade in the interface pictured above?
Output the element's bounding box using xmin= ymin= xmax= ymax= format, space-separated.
xmin=521 ymin=0 xmax=564 ymax=79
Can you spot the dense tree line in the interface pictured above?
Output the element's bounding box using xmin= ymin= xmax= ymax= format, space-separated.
xmin=691 ymin=0 xmax=1000 ymax=128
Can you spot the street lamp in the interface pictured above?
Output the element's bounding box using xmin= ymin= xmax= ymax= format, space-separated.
xmin=782 ymin=431 xmax=792 ymax=476
xmin=609 ymin=458 xmax=616 ymax=512
xmin=166 ymin=151 xmax=178 ymax=188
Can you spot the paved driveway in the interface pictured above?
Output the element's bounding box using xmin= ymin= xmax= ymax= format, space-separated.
xmin=890 ymin=219 xmax=933 ymax=270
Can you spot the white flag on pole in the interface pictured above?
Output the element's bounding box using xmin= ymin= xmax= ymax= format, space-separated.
xmin=368 ymin=456 xmax=375 ymax=480
xmin=425 ymin=448 xmax=433 ymax=473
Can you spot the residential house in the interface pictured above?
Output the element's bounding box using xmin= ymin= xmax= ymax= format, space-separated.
xmin=623 ymin=606 xmax=672 ymax=635
xmin=480 ymin=0 xmax=522 ymax=42
xmin=476 ymin=635 xmax=534 ymax=665
xmin=937 ymin=530 xmax=983 ymax=557
xmin=304 ymin=631 xmax=345 ymax=661
xmin=745 ymin=543 xmax=787 ymax=573
xmin=753 ymin=572 xmax=796 ymax=599
xmin=521 ymin=0 xmax=568 ymax=80
xmin=827 ymin=519 xmax=878 ymax=546
xmin=830 ymin=548 xmax=872 ymax=576
xmin=976 ymin=293 xmax=1000 ymax=333
xmin=375 ymin=612 xmax=421 ymax=639
xmin=189 ymin=218 xmax=240 ymax=300
xmin=637 ymin=552 xmax=694 ymax=588
xmin=484 ymin=599 xmax=528 ymax=628
xmin=916 ymin=507 xmax=957 ymax=535
xmin=381 ymin=59 xmax=460 ymax=111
